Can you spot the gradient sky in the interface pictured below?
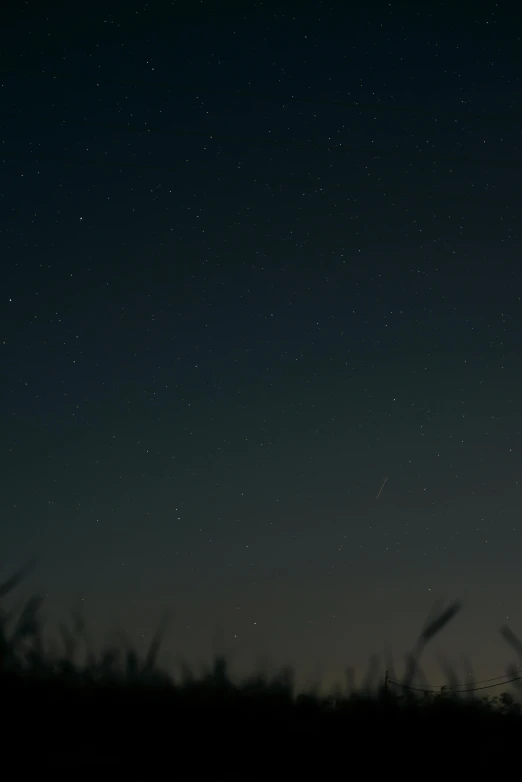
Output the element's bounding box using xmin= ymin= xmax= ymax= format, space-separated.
xmin=2 ymin=1 xmax=522 ymax=691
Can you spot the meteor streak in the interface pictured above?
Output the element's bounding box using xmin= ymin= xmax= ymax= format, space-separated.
xmin=376 ymin=476 xmax=388 ymax=500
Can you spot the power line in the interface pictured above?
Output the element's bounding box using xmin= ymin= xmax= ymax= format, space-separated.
xmin=396 ymin=671 xmax=518 ymax=689
xmin=388 ymin=674 xmax=522 ymax=694
xmin=451 ymin=672 xmax=521 ymax=687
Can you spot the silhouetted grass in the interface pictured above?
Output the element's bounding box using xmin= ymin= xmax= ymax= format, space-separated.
xmin=1 ymin=568 xmax=520 ymax=773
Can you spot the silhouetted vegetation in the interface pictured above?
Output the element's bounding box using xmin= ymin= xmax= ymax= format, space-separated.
xmin=1 ymin=565 xmax=521 ymax=773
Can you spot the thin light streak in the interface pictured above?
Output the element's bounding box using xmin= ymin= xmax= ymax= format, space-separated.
xmin=376 ymin=476 xmax=388 ymax=500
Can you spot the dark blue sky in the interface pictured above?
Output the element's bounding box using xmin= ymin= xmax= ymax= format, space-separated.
xmin=2 ymin=0 xmax=522 ymax=689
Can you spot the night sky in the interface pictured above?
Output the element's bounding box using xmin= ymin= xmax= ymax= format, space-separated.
xmin=2 ymin=1 xmax=522 ymax=690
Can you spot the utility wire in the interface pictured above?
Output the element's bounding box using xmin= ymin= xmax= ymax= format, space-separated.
xmin=446 ymin=672 xmax=521 ymax=687
xmin=393 ymin=671 xmax=520 ymax=690
xmin=388 ymin=674 xmax=522 ymax=694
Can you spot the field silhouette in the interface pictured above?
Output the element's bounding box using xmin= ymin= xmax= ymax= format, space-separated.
xmin=1 ymin=563 xmax=520 ymax=774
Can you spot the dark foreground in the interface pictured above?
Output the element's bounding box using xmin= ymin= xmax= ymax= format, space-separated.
xmin=4 ymin=668 xmax=520 ymax=774
xmin=2 ymin=575 xmax=520 ymax=774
